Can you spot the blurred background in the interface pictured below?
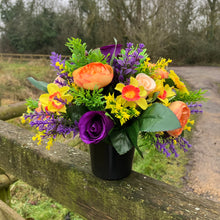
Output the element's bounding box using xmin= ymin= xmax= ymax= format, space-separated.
xmin=0 ymin=0 xmax=220 ymax=64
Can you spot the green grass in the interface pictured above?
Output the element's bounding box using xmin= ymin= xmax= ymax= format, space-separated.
xmin=0 ymin=59 xmax=55 ymax=104
xmin=133 ymin=135 xmax=189 ymax=188
xmin=10 ymin=181 xmax=84 ymax=220
xmin=1 ymin=59 xmax=190 ymax=219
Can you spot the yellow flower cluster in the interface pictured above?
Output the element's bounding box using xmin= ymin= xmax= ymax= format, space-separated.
xmin=55 ymin=61 xmax=66 ymax=74
xmin=156 ymin=58 xmax=172 ymax=69
xmin=142 ymin=57 xmax=151 ymax=72
xmin=184 ymin=119 xmax=195 ymax=132
xmin=105 ymin=93 xmax=140 ymax=125
xmin=21 ymin=107 xmax=32 ymax=124
xmin=169 ymin=70 xmax=189 ymax=94
xmin=32 ymin=131 xmax=54 ymax=150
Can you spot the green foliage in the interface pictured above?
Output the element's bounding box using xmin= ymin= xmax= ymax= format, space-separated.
xmin=25 ymin=98 xmax=39 ymax=111
xmin=70 ymin=86 xmax=105 ymax=111
xmin=65 ymin=38 xmax=88 ymax=71
xmin=87 ymin=48 xmax=107 ymax=64
xmin=65 ymin=37 xmax=106 ymax=72
xmin=11 ymin=180 xmax=84 ymax=220
xmin=172 ymin=89 xmax=207 ymax=103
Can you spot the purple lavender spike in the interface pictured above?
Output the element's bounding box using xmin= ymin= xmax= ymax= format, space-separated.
xmin=24 ymin=110 xmax=79 ymax=141
xmin=154 ymin=133 xmax=192 ymax=157
xmin=187 ymin=102 xmax=203 ymax=114
xmin=113 ymin=42 xmax=145 ymax=83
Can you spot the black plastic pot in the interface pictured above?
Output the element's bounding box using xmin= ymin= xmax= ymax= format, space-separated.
xmin=89 ymin=141 xmax=134 ymax=180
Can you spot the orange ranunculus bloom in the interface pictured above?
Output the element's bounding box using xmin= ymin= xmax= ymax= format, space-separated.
xmin=167 ymin=101 xmax=190 ymax=137
xmin=136 ymin=73 xmax=156 ymax=94
xmin=154 ymin=68 xmax=169 ymax=79
xmin=72 ymin=62 xmax=113 ymax=90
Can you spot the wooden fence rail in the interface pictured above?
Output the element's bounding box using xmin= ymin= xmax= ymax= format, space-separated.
xmin=0 ymin=53 xmax=50 ymax=61
xmin=0 ymin=53 xmax=70 ymax=61
xmin=0 ymin=119 xmax=220 ymax=219
xmin=0 ymin=102 xmax=27 ymax=121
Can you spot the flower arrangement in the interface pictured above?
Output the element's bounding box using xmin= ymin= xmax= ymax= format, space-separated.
xmin=23 ymin=37 xmax=206 ymax=158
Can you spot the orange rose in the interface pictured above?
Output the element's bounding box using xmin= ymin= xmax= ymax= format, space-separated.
xmin=154 ymin=68 xmax=169 ymax=79
xmin=167 ymin=101 xmax=190 ymax=137
xmin=136 ymin=73 xmax=156 ymax=94
xmin=72 ymin=62 xmax=113 ymax=90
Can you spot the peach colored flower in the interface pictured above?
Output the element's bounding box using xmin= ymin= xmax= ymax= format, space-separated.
xmin=35 ymin=101 xmax=42 ymax=112
xmin=53 ymin=76 xmax=66 ymax=88
xmin=167 ymin=101 xmax=190 ymax=137
xmin=72 ymin=62 xmax=113 ymax=90
xmin=154 ymin=68 xmax=169 ymax=79
xmin=136 ymin=73 xmax=156 ymax=94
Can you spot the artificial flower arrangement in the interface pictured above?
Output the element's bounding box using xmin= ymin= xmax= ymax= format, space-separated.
xmin=23 ymin=37 xmax=206 ymax=161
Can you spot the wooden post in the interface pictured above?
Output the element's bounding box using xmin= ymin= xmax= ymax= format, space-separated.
xmin=0 ymin=168 xmax=17 ymax=205
xmin=0 ymin=200 xmax=25 ymax=220
xmin=0 ymin=186 xmax=10 ymax=206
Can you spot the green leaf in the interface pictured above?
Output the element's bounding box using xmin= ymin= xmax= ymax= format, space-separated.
xmin=165 ymin=78 xmax=175 ymax=87
xmin=27 ymin=77 xmax=48 ymax=93
xmin=139 ymin=103 xmax=181 ymax=132
xmin=126 ymin=121 xmax=144 ymax=158
xmin=109 ymin=129 xmax=133 ymax=155
xmin=126 ymin=120 xmax=139 ymax=147
xmin=109 ymin=37 xmax=118 ymax=65
xmin=147 ymin=91 xmax=159 ymax=103
xmin=66 ymin=104 xmax=87 ymax=123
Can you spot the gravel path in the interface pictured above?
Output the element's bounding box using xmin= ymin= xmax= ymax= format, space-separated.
xmin=172 ymin=66 xmax=220 ymax=202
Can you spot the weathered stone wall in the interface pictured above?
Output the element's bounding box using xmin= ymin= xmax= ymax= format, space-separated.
xmin=0 ymin=120 xmax=220 ymax=220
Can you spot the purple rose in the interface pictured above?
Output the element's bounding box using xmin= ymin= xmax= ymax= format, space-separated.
xmin=78 ymin=111 xmax=114 ymax=144
xmin=100 ymin=44 xmax=122 ymax=63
